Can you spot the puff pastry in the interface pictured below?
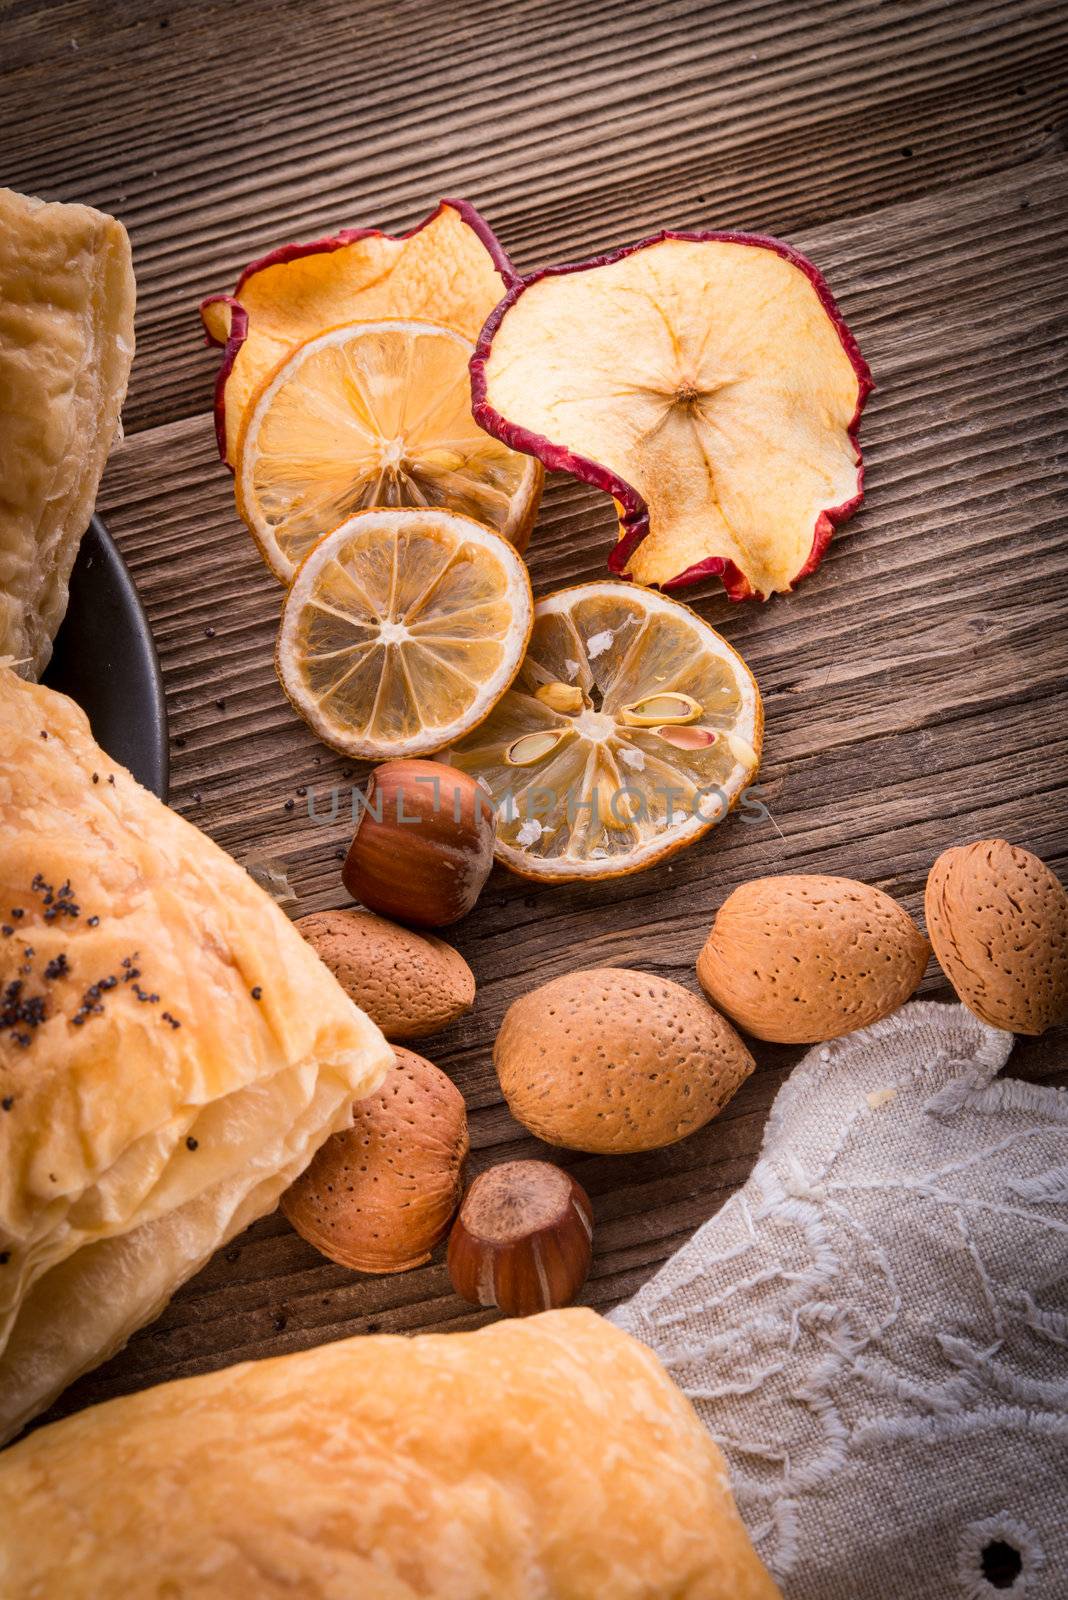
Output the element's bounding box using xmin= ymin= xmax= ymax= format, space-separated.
xmin=0 ymin=1308 xmax=780 ymax=1599
xmin=0 ymin=668 xmax=393 ymax=1443
xmin=0 ymin=187 xmax=136 ymax=678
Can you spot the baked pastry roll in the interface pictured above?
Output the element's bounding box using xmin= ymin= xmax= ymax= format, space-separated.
xmin=0 ymin=668 xmax=393 ymax=1443
xmin=0 ymin=1308 xmax=780 ymax=1599
xmin=0 ymin=188 xmax=136 ymax=679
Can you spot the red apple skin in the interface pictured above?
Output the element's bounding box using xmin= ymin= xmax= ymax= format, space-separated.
xmin=199 ymin=294 xmax=249 ymax=463
xmin=200 ymin=198 xmax=515 ymax=467
xmin=470 ymin=229 xmax=874 ymax=600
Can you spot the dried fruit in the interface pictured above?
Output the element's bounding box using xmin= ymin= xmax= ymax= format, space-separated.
xmin=505 ymin=728 xmax=571 ymax=766
xmin=276 ymin=508 xmax=533 ymax=759
xmin=342 ymin=759 xmax=495 ymax=928
xmin=235 ymin=319 xmax=541 ymax=582
xmin=472 ymin=231 xmax=871 ymax=596
xmin=494 ymin=967 xmax=754 ymax=1154
xmin=201 ymin=198 xmax=512 ymax=465
xmin=534 ymin=681 xmax=585 ymax=714
xmin=697 ymin=874 xmax=930 ymax=1043
xmin=620 ymin=691 xmax=701 ymax=726
xmin=925 ymin=839 xmax=1068 ymax=1035
xmin=444 ymin=581 xmax=762 ymax=880
xmin=281 ymin=1046 xmax=468 ymax=1273
xmin=655 ymin=725 xmax=717 ymax=750
xmin=447 ymin=1160 xmax=594 ymax=1316
xmin=296 ymin=907 xmax=475 ymax=1040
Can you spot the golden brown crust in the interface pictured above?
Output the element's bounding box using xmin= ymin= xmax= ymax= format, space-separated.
xmin=494 ymin=967 xmax=754 ymax=1153
xmin=0 ymin=669 xmax=392 ymax=1442
xmin=925 ymin=840 xmax=1068 ymax=1034
xmin=697 ymin=874 xmax=930 ymax=1043
xmin=0 ymin=1309 xmax=781 ymax=1600
xmin=282 ymin=1046 xmax=467 ymax=1272
xmin=296 ymin=909 xmax=475 ymax=1040
xmin=0 ymin=188 xmax=136 ymax=679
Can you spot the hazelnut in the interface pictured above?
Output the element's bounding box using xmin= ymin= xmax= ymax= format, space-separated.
xmin=342 ymin=759 xmax=495 ymax=928
xmin=447 ymin=1160 xmax=593 ymax=1316
xmin=282 ymin=1047 xmax=468 ymax=1274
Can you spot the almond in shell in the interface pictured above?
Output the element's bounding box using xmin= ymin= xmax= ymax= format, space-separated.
xmin=297 ymin=908 xmax=475 ymax=1041
xmin=282 ymin=1047 xmax=468 ymax=1273
xmin=697 ymin=874 xmax=930 ymax=1044
xmin=925 ymin=839 xmax=1068 ymax=1035
xmin=494 ymin=967 xmax=754 ymax=1154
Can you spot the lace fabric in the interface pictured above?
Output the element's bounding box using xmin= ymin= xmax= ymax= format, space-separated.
xmin=611 ymin=1002 xmax=1068 ymax=1599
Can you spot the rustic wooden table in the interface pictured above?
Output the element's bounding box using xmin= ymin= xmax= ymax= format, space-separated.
xmin=5 ymin=0 xmax=1066 ymax=1424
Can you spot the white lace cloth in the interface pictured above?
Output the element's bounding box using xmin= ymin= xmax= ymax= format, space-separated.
xmin=611 ymin=1002 xmax=1068 ymax=1599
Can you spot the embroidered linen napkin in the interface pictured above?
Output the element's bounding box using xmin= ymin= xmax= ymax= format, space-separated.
xmin=611 ymin=1002 xmax=1068 ymax=1600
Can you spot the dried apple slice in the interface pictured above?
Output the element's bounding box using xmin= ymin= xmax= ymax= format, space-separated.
xmin=472 ymin=231 xmax=872 ymax=598
xmin=202 ymin=198 xmax=513 ymax=466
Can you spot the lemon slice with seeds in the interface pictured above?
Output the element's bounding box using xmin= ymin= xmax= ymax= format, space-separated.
xmin=443 ymin=581 xmax=762 ymax=879
xmin=237 ymin=319 xmax=543 ymax=582
xmin=276 ymin=508 xmax=533 ymax=758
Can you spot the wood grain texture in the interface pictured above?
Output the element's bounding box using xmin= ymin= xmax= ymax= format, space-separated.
xmin=3 ymin=0 xmax=1065 ymax=1429
xmin=2 ymin=0 xmax=1066 ymax=433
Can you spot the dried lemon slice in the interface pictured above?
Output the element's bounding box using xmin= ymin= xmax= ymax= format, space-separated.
xmin=443 ymin=582 xmax=762 ymax=880
xmin=201 ymin=198 xmax=512 ymax=465
xmin=237 ymin=319 xmax=542 ymax=583
xmin=276 ymin=508 xmax=533 ymax=759
xmin=473 ymin=231 xmax=871 ymax=598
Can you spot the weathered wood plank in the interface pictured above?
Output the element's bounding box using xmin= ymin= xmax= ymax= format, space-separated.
xmin=94 ymin=158 xmax=1068 ymax=829
xmin=8 ymin=0 xmax=1066 ymax=1433
xmin=28 ymin=151 xmax=1065 ymax=1426
xmin=2 ymin=0 xmax=1065 ymax=434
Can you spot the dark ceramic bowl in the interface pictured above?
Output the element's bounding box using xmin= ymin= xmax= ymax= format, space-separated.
xmin=42 ymin=516 xmax=169 ymax=799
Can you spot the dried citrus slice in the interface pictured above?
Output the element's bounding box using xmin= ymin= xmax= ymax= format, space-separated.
xmin=236 ymin=318 xmax=542 ymax=583
xmin=202 ymin=198 xmax=512 ymax=465
xmin=472 ymin=231 xmax=872 ymax=599
xmin=443 ymin=581 xmax=762 ymax=880
xmin=276 ymin=508 xmax=533 ymax=759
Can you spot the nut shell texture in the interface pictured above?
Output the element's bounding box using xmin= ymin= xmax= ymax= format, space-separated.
xmin=925 ymin=839 xmax=1068 ymax=1035
xmin=697 ymin=874 xmax=930 ymax=1044
xmin=447 ymin=1160 xmax=594 ymax=1316
xmin=296 ymin=908 xmax=475 ymax=1041
xmin=494 ymin=967 xmax=754 ymax=1154
xmin=282 ymin=1047 xmax=468 ymax=1273
xmin=343 ymin=759 xmax=496 ymax=927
